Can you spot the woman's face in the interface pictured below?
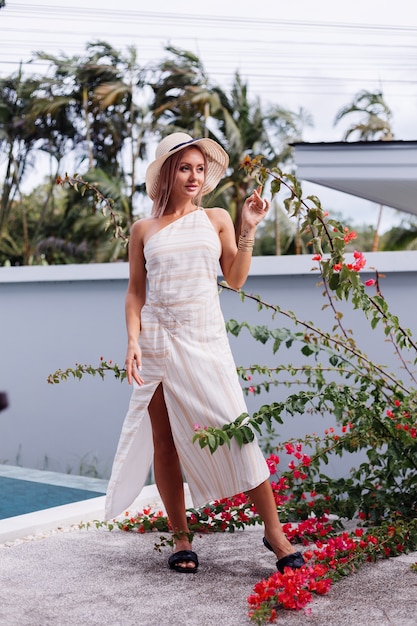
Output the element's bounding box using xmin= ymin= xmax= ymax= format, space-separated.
xmin=171 ymin=147 xmax=206 ymax=201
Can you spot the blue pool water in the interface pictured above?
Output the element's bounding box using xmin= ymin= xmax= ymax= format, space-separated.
xmin=0 ymin=475 xmax=106 ymax=520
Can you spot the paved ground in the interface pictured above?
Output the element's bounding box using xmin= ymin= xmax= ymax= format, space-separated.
xmin=1 ymin=521 xmax=416 ymax=626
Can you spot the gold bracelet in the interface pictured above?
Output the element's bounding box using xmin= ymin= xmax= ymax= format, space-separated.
xmin=238 ymin=234 xmax=255 ymax=252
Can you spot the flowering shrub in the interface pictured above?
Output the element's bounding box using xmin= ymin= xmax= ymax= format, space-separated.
xmin=87 ymin=452 xmax=417 ymax=623
xmin=52 ymin=165 xmax=417 ymax=623
xmin=192 ymin=157 xmax=417 ymax=526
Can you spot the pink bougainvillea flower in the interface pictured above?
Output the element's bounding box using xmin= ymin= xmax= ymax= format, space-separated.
xmin=285 ymin=443 xmax=295 ymax=454
xmin=266 ymin=457 xmax=277 ymax=475
xmin=351 ymin=250 xmax=367 ymax=271
xmin=343 ymin=230 xmax=357 ymax=243
xmin=365 ymin=278 xmax=376 ymax=287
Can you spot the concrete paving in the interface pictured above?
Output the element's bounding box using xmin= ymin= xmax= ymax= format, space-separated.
xmin=1 ymin=486 xmax=416 ymax=626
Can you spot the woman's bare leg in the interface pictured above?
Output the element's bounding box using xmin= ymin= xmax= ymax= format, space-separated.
xmin=148 ymin=383 xmax=195 ymax=568
xmin=247 ymin=479 xmax=295 ymax=560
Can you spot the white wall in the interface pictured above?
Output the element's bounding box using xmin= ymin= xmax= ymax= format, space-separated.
xmin=1 ymin=252 xmax=416 ymax=478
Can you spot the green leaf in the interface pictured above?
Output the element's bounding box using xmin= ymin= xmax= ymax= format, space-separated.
xmin=270 ymin=179 xmax=281 ymax=195
xmin=207 ymin=433 xmax=218 ymax=453
xmin=301 ymin=345 xmax=316 ymax=356
xmin=329 ymin=273 xmax=340 ymax=290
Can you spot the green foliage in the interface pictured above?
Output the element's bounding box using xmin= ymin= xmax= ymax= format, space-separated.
xmin=47 ymin=154 xmax=417 ymax=625
xmin=47 ymin=168 xmax=417 ymax=526
xmin=201 ymin=158 xmax=417 ymax=524
xmin=1 ymin=41 xmax=313 ymax=264
xmin=47 ymin=358 xmax=126 ymax=385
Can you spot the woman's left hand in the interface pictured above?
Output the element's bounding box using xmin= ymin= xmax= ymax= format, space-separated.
xmin=241 ymin=185 xmax=270 ymax=227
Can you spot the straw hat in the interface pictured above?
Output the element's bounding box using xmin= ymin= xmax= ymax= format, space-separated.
xmin=145 ymin=132 xmax=229 ymax=200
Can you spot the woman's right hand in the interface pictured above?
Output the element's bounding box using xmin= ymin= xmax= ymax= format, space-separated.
xmin=125 ymin=343 xmax=144 ymax=386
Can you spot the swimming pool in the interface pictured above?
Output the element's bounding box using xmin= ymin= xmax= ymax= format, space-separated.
xmin=0 ymin=465 xmax=107 ymax=521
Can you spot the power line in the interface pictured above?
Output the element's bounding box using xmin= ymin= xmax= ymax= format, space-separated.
xmin=3 ymin=26 xmax=417 ymax=53
xmin=2 ymin=3 xmax=417 ymax=111
xmin=6 ymin=4 xmax=417 ymax=34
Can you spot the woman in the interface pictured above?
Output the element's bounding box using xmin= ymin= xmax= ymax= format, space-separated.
xmin=105 ymin=132 xmax=303 ymax=574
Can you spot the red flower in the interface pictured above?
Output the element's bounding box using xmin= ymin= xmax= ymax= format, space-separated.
xmin=343 ymin=230 xmax=357 ymax=243
xmin=266 ymin=457 xmax=278 ymax=475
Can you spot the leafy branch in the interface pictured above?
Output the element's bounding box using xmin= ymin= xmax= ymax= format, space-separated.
xmin=56 ymin=174 xmax=129 ymax=243
xmin=47 ymin=358 xmax=126 ymax=384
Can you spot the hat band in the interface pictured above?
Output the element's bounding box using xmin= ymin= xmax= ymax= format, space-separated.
xmin=169 ymin=138 xmax=200 ymax=152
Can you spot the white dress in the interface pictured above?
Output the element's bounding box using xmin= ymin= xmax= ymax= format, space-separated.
xmin=105 ymin=208 xmax=269 ymax=520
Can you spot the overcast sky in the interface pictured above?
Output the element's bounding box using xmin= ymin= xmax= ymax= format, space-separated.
xmin=1 ymin=0 xmax=417 ymax=229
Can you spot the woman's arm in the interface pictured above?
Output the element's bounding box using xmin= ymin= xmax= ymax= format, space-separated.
xmin=213 ymin=186 xmax=269 ymax=290
xmin=125 ymin=219 xmax=147 ymax=386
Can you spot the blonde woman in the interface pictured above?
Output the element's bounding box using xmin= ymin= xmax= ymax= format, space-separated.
xmin=105 ymin=133 xmax=303 ymax=575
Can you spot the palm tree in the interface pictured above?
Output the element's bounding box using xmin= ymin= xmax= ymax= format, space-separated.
xmin=89 ymin=43 xmax=151 ymax=223
xmin=33 ymin=43 xmax=128 ymax=175
xmin=334 ymin=89 xmax=394 ymax=142
xmin=334 ymin=89 xmax=394 ymax=251
xmin=149 ymin=46 xmax=223 ymax=139
xmin=0 ymin=68 xmax=45 ymax=247
xmin=214 ymin=73 xmax=313 ymax=241
xmin=2 ymin=43 xmax=313 ymax=263
xmin=22 ymin=42 xmax=151 ymax=262
xmin=0 ymin=40 xmax=154 ymax=265
xmin=150 ymin=48 xmax=313 ymax=245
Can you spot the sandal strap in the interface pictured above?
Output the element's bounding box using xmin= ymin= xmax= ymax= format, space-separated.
xmin=168 ymin=550 xmax=199 ymax=568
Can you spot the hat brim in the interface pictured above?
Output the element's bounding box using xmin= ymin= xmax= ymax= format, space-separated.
xmin=146 ymin=137 xmax=229 ymax=201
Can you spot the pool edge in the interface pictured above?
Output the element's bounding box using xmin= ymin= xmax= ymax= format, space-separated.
xmin=0 ymin=484 xmax=165 ymax=544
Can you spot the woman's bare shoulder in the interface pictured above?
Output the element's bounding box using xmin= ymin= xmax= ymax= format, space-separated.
xmin=204 ymin=207 xmax=234 ymax=234
xmin=204 ymin=207 xmax=232 ymax=224
xmin=130 ymin=216 xmax=155 ymax=237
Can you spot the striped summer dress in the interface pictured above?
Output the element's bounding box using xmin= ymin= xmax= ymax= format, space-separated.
xmin=104 ymin=208 xmax=269 ymax=520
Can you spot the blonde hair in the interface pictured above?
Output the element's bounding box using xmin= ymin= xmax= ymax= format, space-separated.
xmin=151 ymin=146 xmax=207 ymax=218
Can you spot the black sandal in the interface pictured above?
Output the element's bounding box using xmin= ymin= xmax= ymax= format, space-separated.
xmin=168 ymin=550 xmax=199 ymax=573
xmin=263 ymin=537 xmax=304 ymax=574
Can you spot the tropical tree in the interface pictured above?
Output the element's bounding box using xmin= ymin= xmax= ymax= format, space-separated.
xmin=1 ymin=43 xmax=314 ymax=263
xmin=150 ymin=47 xmax=313 ymax=244
xmin=149 ymin=46 xmax=224 ymax=139
xmin=91 ymin=44 xmax=151 ymax=214
xmin=380 ymin=216 xmax=417 ymax=251
xmin=334 ymin=89 xmax=394 ymax=142
xmin=334 ymin=89 xmax=394 ymax=251
xmin=214 ymin=73 xmax=313 ymax=241
xmin=0 ymin=68 xmax=48 ymax=258
xmin=32 ymin=42 xmax=137 ymax=176
xmin=0 ymin=41 xmax=154 ymax=265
